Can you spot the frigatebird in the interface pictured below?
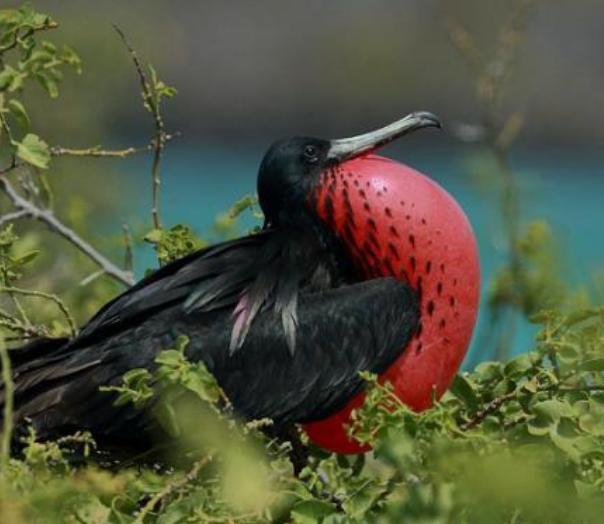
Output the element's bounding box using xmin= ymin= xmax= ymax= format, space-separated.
xmin=1 ymin=111 xmax=478 ymax=456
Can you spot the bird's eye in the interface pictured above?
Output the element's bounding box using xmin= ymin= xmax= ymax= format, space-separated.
xmin=303 ymin=145 xmax=318 ymax=162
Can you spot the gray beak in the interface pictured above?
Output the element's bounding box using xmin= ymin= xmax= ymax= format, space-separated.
xmin=327 ymin=111 xmax=442 ymax=162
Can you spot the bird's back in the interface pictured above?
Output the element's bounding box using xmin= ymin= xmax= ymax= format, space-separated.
xmin=1 ymin=227 xmax=362 ymax=446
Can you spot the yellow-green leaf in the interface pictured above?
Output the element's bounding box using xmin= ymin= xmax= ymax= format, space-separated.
xmin=8 ymin=99 xmax=30 ymax=131
xmin=15 ymin=133 xmax=50 ymax=169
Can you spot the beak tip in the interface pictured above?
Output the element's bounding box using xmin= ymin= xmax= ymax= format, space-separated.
xmin=414 ymin=111 xmax=443 ymax=130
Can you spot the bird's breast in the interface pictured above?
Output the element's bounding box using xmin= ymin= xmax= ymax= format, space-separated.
xmin=305 ymin=154 xmax=480 ymax=452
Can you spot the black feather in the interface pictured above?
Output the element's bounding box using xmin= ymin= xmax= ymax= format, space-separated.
xmin=0 ymin=225 xmax=419 ymax=453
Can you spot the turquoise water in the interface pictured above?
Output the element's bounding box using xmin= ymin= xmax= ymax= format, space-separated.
xmin=125 ymin=145 xmax=604 ymax=367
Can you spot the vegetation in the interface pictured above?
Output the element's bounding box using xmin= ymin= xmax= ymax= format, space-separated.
xmin=0 ymin=4 xmax=603 ymax=523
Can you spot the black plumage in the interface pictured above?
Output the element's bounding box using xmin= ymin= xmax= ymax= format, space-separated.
xmin=0 ymin=130 xmax=424 ymax=454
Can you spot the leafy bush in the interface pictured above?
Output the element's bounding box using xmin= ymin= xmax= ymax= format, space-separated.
xmin=0 ymin=4 xmax=603 ymax=523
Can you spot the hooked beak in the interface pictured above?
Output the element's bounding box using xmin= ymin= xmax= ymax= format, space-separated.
xmin=327 ymin=111 xmax=442 ymax=163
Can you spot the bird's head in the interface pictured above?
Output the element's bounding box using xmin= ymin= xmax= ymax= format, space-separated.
xmin=257 ymin=111 xmax=441 ymax=229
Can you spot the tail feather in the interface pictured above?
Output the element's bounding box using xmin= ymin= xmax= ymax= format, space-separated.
xmin=1 ymin=335 xmax=153 ymax=449
xmin=2 ymin=338 xmax=70 ymax=398
xmin=8 ymin=337 xmax=69 ymax=369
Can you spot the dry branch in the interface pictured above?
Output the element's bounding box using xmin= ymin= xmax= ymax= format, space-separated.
xmin=50 ymin=133 xmax=177 ymax=159
xmin=0 ymin=285 xmax=76 ymax=335
xmin=0 ymin=175 xmax=134 ymax=287
xmin=133 ymin=453 xmax=214 ymax=523
xmin=114 ymin=25 xmax=168 ymax=230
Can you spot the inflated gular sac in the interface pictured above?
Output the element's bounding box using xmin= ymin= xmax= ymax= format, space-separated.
xmin=304 ymin=155 xmax=480 ymax=453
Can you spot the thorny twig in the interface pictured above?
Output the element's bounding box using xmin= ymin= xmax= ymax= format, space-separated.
xmin=460 ymin=391 xmax=517 ymax=431
xmin=459 ymin=378 xmax=604 ymax=432
xmin=133 ymin=453 xmax=214 ymax=524
xmin=114 ymin=25 xmax=168 ymax=230
xmin=0 ymin=175 xmax=135 ymax=287
xmin=0 ymin=285 xmax=76 ymax=336
xmin=0 ymin=307 xmax=47 ymax=338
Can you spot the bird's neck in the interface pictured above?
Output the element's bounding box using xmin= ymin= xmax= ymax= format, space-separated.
xmin=271 ymin=223 xmax=358 ymax=289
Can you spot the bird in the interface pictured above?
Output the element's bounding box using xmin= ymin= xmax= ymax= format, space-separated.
xmin=0 ymin=111 xmax=479 ymax=457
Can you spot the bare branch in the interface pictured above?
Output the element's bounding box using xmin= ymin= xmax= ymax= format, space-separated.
xmin=50 ymin=133 xmax=177 ymax=159
xmin=0 ymin=176 xmax=135 ymax=287
xmin=51 ymin=145 xmax=142 ymax=159
xmin=0 ymin=309 xmax=47 ymax=338
xmin=114 ymin=25 xmax=167 ymax=230
xmin=0 ymin=210 xmax=28 ymax=227
xmin=0 ymin=303 xmax=48 ymax=338
xmin=460 ymin=391 xmax=517 ymax=431
xmin=0 ymin=285 xmax=76 ymax=336
xmin=78 ymin=269 xmax=106 ymax=287
xmin=133 ymin=453 xmax=214 ymax=523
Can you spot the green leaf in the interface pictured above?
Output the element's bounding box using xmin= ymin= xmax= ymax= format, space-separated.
xmin=155 ymin=349 xmax=184 ymax=368
xmin=60 ymin=45 xmax=82 ymax=73
xmin=153 ymin=397 xmax=181 ymax=437
xmin=13 ymin=250 xmax=39 ymax=267
xmin=36 ymin=71 xmax=59 ymax=98
xmin=11 ymin=4 xmax=53 ymax=28
xmin=148 ymin=64 xmax=177 ymax=102
xmin=228 ymin=194 xmax=258 ymax=219
xmin=15 ymin=133 xmax=50 ymax=169
xmin=157 ymin=493 xmax=202 ymax=524
xmin=474 ymin=361 xmax=503 ymax=382
xmin=7 ymin=98 xmax=30 ymax=131
xmin=575 ymin=480 xmax=601 ymax=499
xmin=579 ymin=358 xmax=604 ymax=372
xmin=450 ymin=374 xmax=479 ymax=411
xmin=563 ymin=308 xmax=602 ymax=328
xmin=183 ymin=363 xmax=222 ymax=404
xmin=578 ymin=400 xmax=604 ymax=436
xmin=290 ymin=500 xmax=336 ymax=524
xmin=145 ymin=224 xmax=204 ymax=265
xmin=123 ymin=367 xmax=153 ymax=386
xmin=0 ymin=65 xmax=26 ymax=92
xmin=578 ymin=412 xmax=604 ymax=437
xmin=73 ymin=496 xmax=111 ymax=524
xmin=521 ymin=377 xmax=539 ymax=393
xmin=100 ymin=368 xmax=153 ymax=408
xmin=144 ymin=228 xmax=163 ymax=243
xmin=531 ymin=399 xmax=573 ymax=422
xmin=504 ymin=354 xmax=533 ymax=377
xmin=527 ymin=399 xmax=574 ymax=437
xmin=342 ymin=480 xmax=385 ymax=518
